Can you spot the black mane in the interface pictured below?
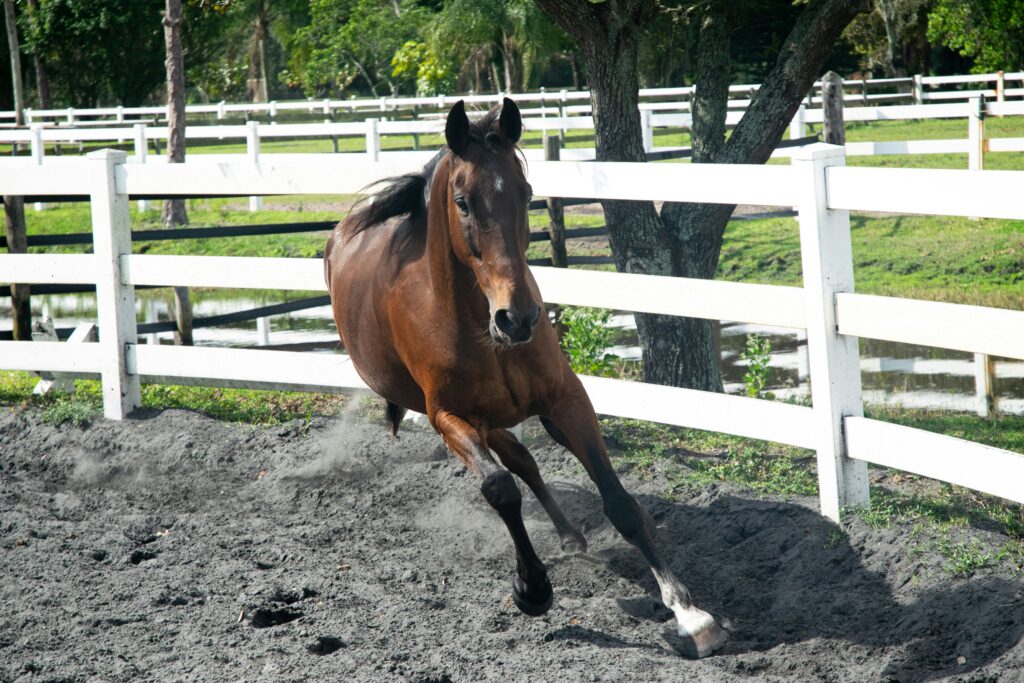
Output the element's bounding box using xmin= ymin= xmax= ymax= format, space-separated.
xmin=346 ymin=107 xmax=513 ymax=235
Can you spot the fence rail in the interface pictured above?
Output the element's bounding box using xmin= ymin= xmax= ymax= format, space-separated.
xmin=2 ymin=148 xmax=1023 ymax=523
xmin=5 ymin=70 xmax=1022 ymax=126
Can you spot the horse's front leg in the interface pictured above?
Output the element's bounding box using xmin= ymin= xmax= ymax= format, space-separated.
xmin=542 ymin=378 xmax=729 ymax=658
xmin=432 ymin=409 xmax=553 ymax=616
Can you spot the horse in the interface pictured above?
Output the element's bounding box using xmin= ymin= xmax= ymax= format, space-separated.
xmin=324 ymin=98 xmax=728 ymax=658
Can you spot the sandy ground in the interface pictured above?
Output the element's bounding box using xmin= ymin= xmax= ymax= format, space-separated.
xmin=1 ymin=405 xmax=1022 ymax=682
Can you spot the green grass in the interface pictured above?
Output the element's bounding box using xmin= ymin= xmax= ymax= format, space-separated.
xmin=719 ymin=213 xmax=1024 ymax=309
xmin=0 ymin=371 xmax=346 ymax=426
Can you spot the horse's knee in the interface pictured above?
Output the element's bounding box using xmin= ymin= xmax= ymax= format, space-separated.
xmin=481 ymin=470 xmax=522 ymax=513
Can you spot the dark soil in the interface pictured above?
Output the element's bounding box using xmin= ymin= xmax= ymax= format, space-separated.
xmin=1 ymin=406 xmax=1021 ymax=682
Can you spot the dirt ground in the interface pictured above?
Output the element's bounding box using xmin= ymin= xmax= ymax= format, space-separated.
xmin=2 ymin=405 xmax=1022 ymax=682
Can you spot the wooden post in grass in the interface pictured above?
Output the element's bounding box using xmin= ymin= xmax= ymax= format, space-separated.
xmin=974 ymin=353 xmax=996 ymax=418
xmin=544 ymin=134 xmax=568 ymax=268
xmin=246 ymin=121 xmax=263 ymax=212
xmin=133 ymin=124 xmax=149 ymax=213
xmin=822 ymin=71 xmax=845 ymax=147
xmin=968 ymin=96 xmax=985 ymax=171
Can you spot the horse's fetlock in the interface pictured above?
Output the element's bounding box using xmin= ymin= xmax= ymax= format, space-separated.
xmin=481 ymin=470 xmax=521 ymax=511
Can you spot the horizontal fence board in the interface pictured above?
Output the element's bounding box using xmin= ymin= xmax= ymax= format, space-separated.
xmin=845 ymin=416 xmax=1024 ymax=504
xmin=843 ymin=139 xmax=968 ymax=156
xmin=986 ymin=137 xmax=1024 ymax=152
xmin=527 ymin=161 xmax=800 ymax=207
xmin=531 ymin=266 xmax=806 ymax=328
xmin=119 ymin=157 xmax=425 ymax=196
xmin=130 ymin=345 xmax=369 ymax=392
xmin=0 ymin=164 xmax=94 ymax=195
xmin=836 ymin=293 xmax=1024 ymax=360
xmin=0 ymin=254 xmax=96 ymax=284
xmin=580 ymin=375 xmax=816 ymax=449
xmin=124 ymin=255 xmax=327 ymax=291
xmin=826 ymin=166 xmax=1024 ymax=220
xmin=0 ymin=340 xmax=104 ymax=373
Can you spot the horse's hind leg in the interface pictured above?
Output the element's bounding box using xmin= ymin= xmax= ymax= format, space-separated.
xmin=432 ymin=410 xmax=553 ymax=616
xmin=541 ymin=379 xmax=729 ymax=659
xmin=488 ymin=428 xmax=587 ymax=553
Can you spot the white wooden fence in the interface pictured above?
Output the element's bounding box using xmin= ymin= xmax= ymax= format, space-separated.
xmin=6 ymin=70 xmax=1023 ymax=126
xmin=1 ymin=146 xmax=1023 ymax=522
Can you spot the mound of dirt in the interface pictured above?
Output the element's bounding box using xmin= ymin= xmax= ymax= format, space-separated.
xmin=1 ymin=406 xmax=1021 ymax=682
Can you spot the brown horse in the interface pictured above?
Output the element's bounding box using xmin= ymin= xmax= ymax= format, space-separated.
xmin=324 ymin=99 xmax=728 ymax=658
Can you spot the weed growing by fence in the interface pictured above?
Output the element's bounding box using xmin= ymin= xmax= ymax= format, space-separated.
xmin=559 ymin=306 xmax=619 ymax=377
xmin=740 ymin=333 xmax=774 ymax=399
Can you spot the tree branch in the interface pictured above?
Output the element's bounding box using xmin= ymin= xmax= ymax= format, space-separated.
xmin=720 ymin=0 xmax=869 ymax=164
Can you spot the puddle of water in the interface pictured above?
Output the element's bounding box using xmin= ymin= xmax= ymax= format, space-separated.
xmin=3 ymin=292 xmax=1022 ymax=415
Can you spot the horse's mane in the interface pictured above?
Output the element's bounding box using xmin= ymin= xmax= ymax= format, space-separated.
xmin=346 ymin=108 xmax=518 ymax=235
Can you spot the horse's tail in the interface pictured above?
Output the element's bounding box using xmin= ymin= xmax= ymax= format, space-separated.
xmin=346 ymin=173 xmax=427 ymax=235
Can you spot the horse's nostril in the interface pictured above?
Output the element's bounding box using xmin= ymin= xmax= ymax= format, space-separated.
xmin=494 ymin=308 xmax=518 ymax=336
xmin=493 ymin=307 xmax=534 ymax=342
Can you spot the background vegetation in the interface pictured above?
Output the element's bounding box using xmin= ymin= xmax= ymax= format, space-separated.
xmin=0 ymin=0 xmax=1020 ymax=110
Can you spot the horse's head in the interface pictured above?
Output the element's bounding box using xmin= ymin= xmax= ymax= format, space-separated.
xmin=444 ymin=98 xmax=540 ymax=346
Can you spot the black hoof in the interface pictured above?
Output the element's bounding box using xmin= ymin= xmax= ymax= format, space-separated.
xmin=559 ymin=531 xmax=587 ymax=554
xmin=512 ymin=576 xmax=553 ymax=617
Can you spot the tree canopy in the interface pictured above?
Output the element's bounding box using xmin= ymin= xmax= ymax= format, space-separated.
xmin=3 ymin=0 xmax=1015 ymax=109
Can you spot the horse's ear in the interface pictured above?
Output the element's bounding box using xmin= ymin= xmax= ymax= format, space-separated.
xmin=446 ymin=100 xmax=470 ymax=155
xmin=499 ymin=97 xmax=522 ymax=144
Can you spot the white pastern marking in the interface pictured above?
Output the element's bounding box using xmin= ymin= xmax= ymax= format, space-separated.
xmin=673 ymin=605 xmax=716 ymax=638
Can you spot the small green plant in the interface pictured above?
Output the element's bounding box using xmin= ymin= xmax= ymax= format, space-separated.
xmin=937 ymin=538 xmax=995 ymax=577
xmin=559 ymin=306 xmax=619 ymax=377
xmin=740 ymin=334 xmax=774 ymax=399
xmin=40 ymin=395 xmax=99 ymax=426
xmin=825 ymin=528 xmax=849 ymax=549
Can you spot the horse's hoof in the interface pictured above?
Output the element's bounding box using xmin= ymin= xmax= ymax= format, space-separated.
xmin=673 ymin=615 xmax=729 ymax=659
xmin=512 ymin=576 xmax=553 ymax=617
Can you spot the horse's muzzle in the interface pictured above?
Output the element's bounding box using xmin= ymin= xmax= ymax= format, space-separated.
xmin=491 ymin=304 xmax=541 ymax=345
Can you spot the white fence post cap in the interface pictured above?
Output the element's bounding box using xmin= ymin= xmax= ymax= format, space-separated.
xmin=792 ymin=142 xmax=845 ymax=161
xmin=86 ymin=149 xmax=129 ymax=162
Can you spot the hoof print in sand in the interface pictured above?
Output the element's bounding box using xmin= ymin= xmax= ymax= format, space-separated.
xmin=128 ymin=549 xmax=158 ymax=565
xmin=249 ymin=606 xmax=303 ymax=628
xmin=307 ymin=635 xmax=346 ymax=655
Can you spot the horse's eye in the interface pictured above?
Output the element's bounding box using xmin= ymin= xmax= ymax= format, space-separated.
xmin=454 ymin=197 xmax=470 ymax=216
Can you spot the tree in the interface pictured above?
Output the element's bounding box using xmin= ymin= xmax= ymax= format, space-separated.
xmin=289 ymin=0 xmax=433 ymax=97
xmin=3 ymin=0 xmax=28 ymax=340
xmin=928 ymin=0 xmax=1024 ymax=72
xmin=22 ymin=0 xmax=166 ymax=106
xmin=24 ymin=0 xmax=50 ymax=108
xmin=534 ymin=0 xmax=869 ymax=390
xmin=427 ymin=0 xmax=568 ymax=93
xmin=843 ymin=0 xmax=932 ymax=76
xmin=163 ymin=0 xmax=188 ymax=229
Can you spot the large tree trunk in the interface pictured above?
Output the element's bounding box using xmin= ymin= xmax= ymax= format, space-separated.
xmin=4 ymin=0 xmax=24 ymax=126
xmin=162 ymin=0 xmax=188 ymax=228
xmin=4 ymin=196 xmax=30 ymax=340
xmin=26 ymin=0 xmax=49 ymax=109
xmin=162 ymin=0 xmax=192 ymax=345
xmin=536 ymin=0 xmax=868 ymax=390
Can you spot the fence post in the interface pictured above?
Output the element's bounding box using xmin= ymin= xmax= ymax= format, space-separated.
xmin=912 ymin=74 xmax=923 ymax=105
xmin=641 ymin=109 xmax=653 ymax=153
xmin=793 ymin=143 xmax=869 ymax=522
xmin=365 ymin=118 xmax=380 ymax=161
xmin=133 ymin=124 xmax=149 ymax=213
xmin=87 ymin=149 xmax=140 ymax=420
xmin=974 ymin=353 xmax=996 ymax=418
xmin=995 ymin=70 xmax=1005 ymax=103
xmin=544 ymin=135 xmax=568 ymax=268
xmin=116 ymin=105 xmax=124 ymax=124
xmin=789 ymin=104 xmax=807 ymax=141
xmin=968 ymin=96 xmax=985 ymax=171
xmin=822 ymin=71 xmax=846 ymax=146
xmin=29 ymin=125 xmax=45 ymax=212
xmin=246 ymin=121 xmax=263 ymax=212
xmin=257 ymin=316 xmax=270 ymax=346
xmin=217 ymin=100 xmax=226 ymax=120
